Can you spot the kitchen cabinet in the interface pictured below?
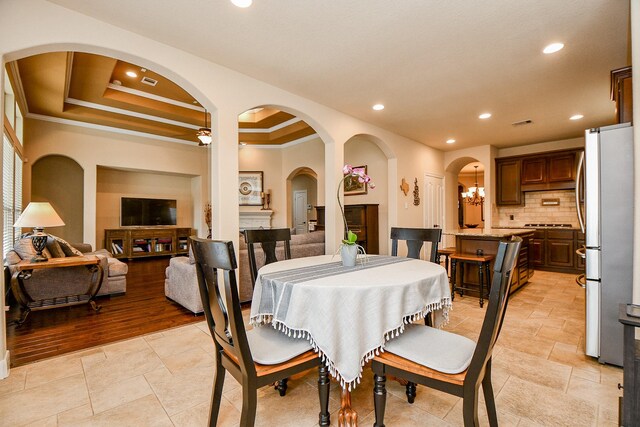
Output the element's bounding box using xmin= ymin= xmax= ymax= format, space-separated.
xmin=531 ymin=230 xmax=545 ymax=267
xmin=547 ymin=230 xmax=574 ymax=268
xmin=611 ymin=66 xmax=632 ymax=124
xmin=496 ymin=149 xmax=581 ymax=206
xmin=495 ymin=158 xmax=522 ymax=205
xmin=521 ymin=157 xmax=546 ymax=185
xmin=315 ymin=204 xmax=379 ymax=254
xmin=520 ymin=151 xmax=577 ymax=191
xmin=532 ymin=228 xmax=583 ymax=274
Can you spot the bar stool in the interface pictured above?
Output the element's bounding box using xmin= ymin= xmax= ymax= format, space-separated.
xmin=437 ymin=247 xmax=456 ymax=277
xmin=450 ymin=252 xmax=495 ymax=308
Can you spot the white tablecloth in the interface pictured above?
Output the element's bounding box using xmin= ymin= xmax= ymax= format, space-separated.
xmin=249 ymin=255 xmax=451 ymax=390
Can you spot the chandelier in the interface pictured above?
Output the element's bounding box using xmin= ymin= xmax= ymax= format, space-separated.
xmin=461 ymin=165 xmax=485 ymax=206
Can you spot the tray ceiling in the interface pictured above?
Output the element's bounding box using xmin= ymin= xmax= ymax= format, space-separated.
xmin=8 ymin=52 xmax=314 ymax=146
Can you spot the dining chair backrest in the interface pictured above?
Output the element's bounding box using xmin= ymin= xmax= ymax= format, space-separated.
xmin=466 ymin=236 xmax=521 ymax=382
xmin=191 ymin=236 xmax=254 ymax=373
xmin=390 ymin=227 xmax=442 ymax=263
xmin=244 ymin=228 xmax=292 ymax=288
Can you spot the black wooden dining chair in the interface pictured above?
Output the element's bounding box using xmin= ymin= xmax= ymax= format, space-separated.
xmin=244 ymin=228 xmax=292 ymax=290
xmin=190 ymin=237 xmax=330 ymax=427
xmin=243 ymin=228 xmax=293 ymax=396
xmin=390 ymin=227 xmax=442 ymax=262
xmin=372 ymin=237 xmax=522 ymax=427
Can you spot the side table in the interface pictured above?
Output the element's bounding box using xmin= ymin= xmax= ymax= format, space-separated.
xmin=10 ymin=255 xmax=104 ymax=325
xmin=618 ymin=304 xmax=640 ymax=426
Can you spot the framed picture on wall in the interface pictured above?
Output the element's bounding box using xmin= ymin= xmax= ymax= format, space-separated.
xmin=344 ymin=165 xmax=368 ymax=196
xmin=238 ymin=171 xmax=264 ymax=206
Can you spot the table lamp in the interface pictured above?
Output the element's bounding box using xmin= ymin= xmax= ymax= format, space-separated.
xmin=13 ymin=202 xmax=65 ymax=262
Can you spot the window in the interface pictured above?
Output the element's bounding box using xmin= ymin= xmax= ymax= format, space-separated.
xmin=3 ymin=133 xmax=22 ymax=256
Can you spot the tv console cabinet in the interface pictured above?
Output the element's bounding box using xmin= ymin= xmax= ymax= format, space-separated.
xmin=104 ymin=227 xmax=193 ymax=259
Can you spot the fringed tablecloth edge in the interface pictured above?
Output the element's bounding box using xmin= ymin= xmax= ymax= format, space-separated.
xmin=249 ymin=296 xmax=452 ymax=391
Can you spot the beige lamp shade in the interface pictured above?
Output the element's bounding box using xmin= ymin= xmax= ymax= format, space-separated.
xmin=14 ymin=202 xmax=65 ymax=228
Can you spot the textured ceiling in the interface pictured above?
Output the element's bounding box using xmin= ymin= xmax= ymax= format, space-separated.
xmin=46 ymin=0 xmax=629 ymax=150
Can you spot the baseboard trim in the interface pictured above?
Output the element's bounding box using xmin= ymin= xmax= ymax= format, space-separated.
xmin=0 ymin=350 xmax=10 ymax=379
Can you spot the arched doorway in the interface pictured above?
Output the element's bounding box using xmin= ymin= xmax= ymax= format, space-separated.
xmin=31 ymin=155 xmax=84 ymax=242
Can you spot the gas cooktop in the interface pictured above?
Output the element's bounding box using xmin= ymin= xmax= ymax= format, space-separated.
xmin=523 ymin=223 xmax=573 ymax=228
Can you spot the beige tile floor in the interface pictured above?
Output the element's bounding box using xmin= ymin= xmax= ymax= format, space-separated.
xmin=0 ymin=270 xmax=623 ymax=426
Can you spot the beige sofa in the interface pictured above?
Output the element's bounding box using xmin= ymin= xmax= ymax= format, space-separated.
xmin=164 ymin=230 xmax=325 ymax=313
xmin=5 ymin=236 xmax=128 ymax=300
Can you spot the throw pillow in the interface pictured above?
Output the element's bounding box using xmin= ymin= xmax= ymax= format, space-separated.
xmin=13 ymin=237 xmax=52 ymax=260
xmin=51 ymin=235 xmax=83 ymax=257
xmin=45 ymin=236 xmax=66 ymax=258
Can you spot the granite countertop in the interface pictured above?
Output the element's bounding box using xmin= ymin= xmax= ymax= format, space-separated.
xmin=443 ymin=228 xmax=534 ymax=238
xmin=493 ymin=226 xmax=581 ymax=230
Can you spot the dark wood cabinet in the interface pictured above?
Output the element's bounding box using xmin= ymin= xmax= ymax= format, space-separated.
xmin=611 ymin=66 xmax=632 ymax=124
xmin=548 ymin=153 xmax=576 ymax=182
xmin=315 ymin=204 xmax=379 ymax=254
xmin=495 ymin=158 xmax=522 ymax=206
xmin=547 ymin=239 xmax=574 ymax=267
xmin=496 ymin=149 xmax=581 ymax=205
xmin=105 ymin=227 xmax=192 ymax=259
xmin=531 ymin=230 xmax=545 ymax=267
xmin=532 ymin=228 xmax=582 ymax=273
xmin=521 ymin=157 xmax=546 ymax=185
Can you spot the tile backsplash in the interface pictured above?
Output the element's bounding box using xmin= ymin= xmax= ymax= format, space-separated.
xmin=494 ymin=190 xmax=579 ymax=227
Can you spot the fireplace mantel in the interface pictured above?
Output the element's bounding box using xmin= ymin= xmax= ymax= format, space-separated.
xmin=239 ymin=210 xmax=273 ymax=230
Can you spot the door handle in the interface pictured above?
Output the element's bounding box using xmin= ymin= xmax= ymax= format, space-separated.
xmin=575 ymin=151 xmax=585 ymax=234
xmin=575 ymin=273 xmax=586 ymax=288
xmin=575 ymin=246 xmax=586 ymax=259
xmin=433 ymin=224 xmax=439 ymax=228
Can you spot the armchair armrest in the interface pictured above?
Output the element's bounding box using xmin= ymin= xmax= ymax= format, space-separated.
xmin=71 ymin=243 xmax=93 ymax=254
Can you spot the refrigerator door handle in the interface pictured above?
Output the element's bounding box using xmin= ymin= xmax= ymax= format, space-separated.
xmin=575 ymin=273 xmax=586 ymax=288
xmin=575 ymin=151 xmax=585 ymax=234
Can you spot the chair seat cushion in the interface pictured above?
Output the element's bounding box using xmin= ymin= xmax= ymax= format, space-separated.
xmin=384 ymin=324 xmax=476 ymax=374
xmin=246 ymin=326 xmax=313 ymax=365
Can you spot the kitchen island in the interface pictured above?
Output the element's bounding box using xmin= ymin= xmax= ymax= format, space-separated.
xmin=443 ymin=228 xmax=534 ymax=294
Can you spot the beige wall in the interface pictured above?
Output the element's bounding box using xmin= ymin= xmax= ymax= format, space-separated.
xmin=497 ymin=137 xmax=584 ymax=157
xmin=96 ymin=167 xmax=195 ymax=249
xmin=31 ymin=155 xmax=84 ymax=242
xmin=22 ymin=119 xmax=209 ymax=248
xmin=0 ymin=0 xmax=443 ymax=375
xmin=344 ymin=136 xmax=389 ymax=254
xmin=458 ymin=173 xmax=484 ymax=227
xmin=238 ymin=137 xmax=326 ymax=230
xmin=291 ymin=174 xmax=318 ymax=229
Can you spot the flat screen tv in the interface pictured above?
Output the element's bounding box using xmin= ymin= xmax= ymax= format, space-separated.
xmin=121 ymin=197 xmax=177 ymax=226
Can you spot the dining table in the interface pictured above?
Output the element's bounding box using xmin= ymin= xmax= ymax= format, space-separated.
xmin=250 ymin=254 xmax=450 ymax=426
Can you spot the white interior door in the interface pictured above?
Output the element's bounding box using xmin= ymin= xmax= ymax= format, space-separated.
xmin=424 ymin=173 xmax=446 ymax=245
xmin=293 ymin=190 xmax=308 ymax=234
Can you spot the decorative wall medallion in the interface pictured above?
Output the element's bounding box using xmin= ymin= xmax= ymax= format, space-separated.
xmin=400 ymin=178 xmax=409 ymax=196
xmin=413 ymin=178 xmax=420 ymax=206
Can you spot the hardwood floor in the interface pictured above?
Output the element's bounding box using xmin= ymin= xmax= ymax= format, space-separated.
xmin=5 ymin=256 xmax=202 ymax=367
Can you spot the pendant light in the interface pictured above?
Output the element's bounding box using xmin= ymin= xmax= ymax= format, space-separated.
xmin=197 ymin=109 xmax=212 ymax=146
xmin=461 ymin=165 xmax=485 ymax=206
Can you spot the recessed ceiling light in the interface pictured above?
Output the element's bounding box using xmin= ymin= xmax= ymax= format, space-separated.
xmin=240 ymin=142 xmax=248 ymax=146
xmin=446 ymin=139 xmax=456 ymax=144
xmin=478 ymin=113 xmax=492 ymax=119
xmin=231 ymin=0 xmax=252 ymax=7
xmin=570 ymin=114 xmax=584 ymax=120
xmin=543 ymin=42 xmax=564 ymax=54
xmin=126 ymin=71 xmax=137 ymax=78
xmin=372 ymin=104 xmax=385 ymax=111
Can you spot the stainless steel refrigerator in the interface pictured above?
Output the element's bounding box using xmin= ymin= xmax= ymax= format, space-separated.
xmin=576 ymin=123 xmax=634 ymax=366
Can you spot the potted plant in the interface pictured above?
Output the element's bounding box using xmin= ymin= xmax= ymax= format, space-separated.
xmin=337 ymin=165 xmax=375 ymax=266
